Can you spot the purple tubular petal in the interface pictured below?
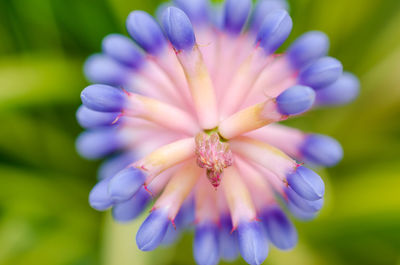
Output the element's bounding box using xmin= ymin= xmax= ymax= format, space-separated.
xmin=89 ymin=177 xmax=114 ymax=211
xmin=276 ymin=85 xmax=315 ymax=115
xmin=237 ymin=220 xmax=269 ymax=265
xmin=173 ymin=0 xmax=210 ymax=25
xmin=261 ymin=205 xmax=298 ymax=250
xmin=126 ymin=11 xmax=166 ymax=55
xmin=112 ymin=188 xmax=151 ymax=222
xmin=162 ymin=7 xmax=196 ymax=51
xmin=285 ymin=187 xmax=324 ymax=212
xmin=223 ymin=0 xmax=252 ymax=35
xmin=316 ymin=72 xmax=360 ymax=105
xmin=250 ymin=0 xmax=289 ymax=33
xmin=287 ymin=31 xmax=330 ymax=70
xmin=97 ymin=152 xmax=136 ymax=180
xmin=175 ymin=198 xmax=195 ymax=229
xmin=256 ymin=9 xmax=292 ymax=55
xmin=300 ymin=134 xmax=343 ymax=167
xmin=209 ymin=2 xmax=224 ymax=29
xmin=156 ymin=2 xmax=172 ymax=23
xmin=194 ymin=222 xmax=220 ymax=265
xmin=286 ymin=166 xmax=325 ymax=201
xmin=108 ymin=167 xmax=146 ymax=202
xmin=136 ymin=209 xmax=170 ymax=251
xmin=287 ymin=200 xmax=318 ymax=221
xmin=161 ymin=222 xmax=181 ymax=245
xmin=219 ymin=216 xmax=239 ymax=261
xmin=84 ymin=54 xmax=130 ymax=86
xmin=299 ymin=56 xmax=343 ymax=89
xmin=75 ymin=128 xmax=121 ymax=160
xmin=80 ymin=84 xmax=126 ymax=112
xmin=102 ymin=34 xmax=144 ymax=69
xmin=76 ymin=105 xmax=120 ymax=129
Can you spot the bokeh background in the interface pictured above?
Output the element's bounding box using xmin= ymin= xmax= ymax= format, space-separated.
xmin=1 ymin=0 xmax=399 ymax=264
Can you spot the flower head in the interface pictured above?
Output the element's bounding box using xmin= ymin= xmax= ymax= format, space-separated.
xmin=76 ymin=0 xmax=359 ymax=264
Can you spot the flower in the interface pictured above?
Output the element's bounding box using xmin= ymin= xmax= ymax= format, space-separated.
xmin=76 ymin=0 xmax=360 ymax=264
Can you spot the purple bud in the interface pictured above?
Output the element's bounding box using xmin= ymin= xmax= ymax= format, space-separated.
xmin=261 ymin=205 xmax=298 ymax=250
xmin=250 ymin=0 xmax=289 ymax=33
xmin=223 ymin=0 xmax=252 ymax=35
xmin=277 ymin=85 xmax=315 ymax=115
xmin=136 ymin=209 xmax=170 ymax=251
xmin=97 ymin=152 xmax=136 ymax=180
xmin=108 ymin=167 xmax=146 ymax=202
xmin=285 ymin=187 xmax=324 ymax=212
xmin=209 ymin=2 xmax=224 ymax=29
xmin=161 ymin=222 xmax=181 ymax=245
xmin=301 ymin=134 xmax=343 ymax=167
xmin=126 ymin=11 xmax=166 ymax=55
xmin=112 ymin=188 xmax=151 ymax=222
xmin=173 ymin=0 xmax=210 ymax=25
xmin=286 ymin=166 xmax=325 ymax=201
xmin=84 ymin=54 xmax=130 ymax=86
xmin=237 ymin=220 xmax=269 ymax=265
xmin=194 ymin=222 xmax=220 ymax=265
xmin=299 ymin=56 xmax=343 ymax=89
xmin=81 ymin=84 xmax=126 ymax=112
xmin=219 ymin=216 xmax=239 ymax=261
xmin=286 ymin=199 xmax=318 ymax=221
xmin=75 ymin=128 xmax=121 ymax=160
xmin=287 ymin=31 xmax=330 ymax=69
xmin=175 ymin=198 xmax=195 ymax=228
xmin=256 ymin=9 xmax=292 ymax=55
xmin=162 ymin=7 xmax=196 ymax=51
xmin=155 ymin=2 xmax=172 ymax=23
xmin=76 ymin=105 xmax=120 ymax=129
xmin=89 ymin=178 xmax=114 ymax=211
xmin=102 ymin=34 xmax=144 ymax=69
xmin=316 ymin=72 xmax=360 ymax=105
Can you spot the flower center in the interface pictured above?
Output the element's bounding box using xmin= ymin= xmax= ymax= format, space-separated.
xmin=195 ymin=131 xmax=234 ymax=188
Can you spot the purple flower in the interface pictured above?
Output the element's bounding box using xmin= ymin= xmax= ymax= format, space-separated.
xmin=76 ymin=0 xmax=359 ymax=264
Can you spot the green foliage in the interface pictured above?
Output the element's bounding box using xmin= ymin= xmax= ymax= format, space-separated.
xmin=0 ymin=0 xmax=399 ymax=264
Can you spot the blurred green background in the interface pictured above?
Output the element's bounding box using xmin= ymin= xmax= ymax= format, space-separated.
xmin=0 ymin=0 xmax=399 ymax=264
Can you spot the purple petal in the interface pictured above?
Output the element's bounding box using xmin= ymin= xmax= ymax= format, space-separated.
xmin=162 ymin=7 xmax=196 ymax=51
xmin=223 ymin=0 xmax=252 ymax=35
xmin=80 ymin=84 xmax=126 ymax=112
xmin=256 ymin=9 xmax=292 ymax=55
xmin=108 ymin=167 xmax=146 ymax=202
xmin=76 ymin=105 xmax=120 ymax=129
xmin=299 ymin=56 xmax=343 ymax=89
xmin=286 ymin=166 xmax=325 ymax=201
xmin=237 ymin=220 xmax=269 ymax=265
xmin=136 ymin=209 xmax=170 ymax=251
xmin=112 ymin=188 xmax=151 ymax=222
xmin=194 ymin=222 xmax=220 ymax=265
xmin=287 ymin=31 xmax=330 ymax=69
xmin=277 ymin=85 xmax=315 ymax=115
xmin=126 ymin=11 xmax=166 ymax=54
xmin=89 ymin=177 xmax=114 ymax=211
xmin=261 ymin=205 xmax=298 ymax=250
xmin=84 ymin=54 xmax=130 ymax=86
xmin=300 ymin=134 xmax=343 ymax=167
xmin=102 ymin=34 xmax=144 ymax=69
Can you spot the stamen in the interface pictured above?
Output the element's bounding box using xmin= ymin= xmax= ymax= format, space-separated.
xmin=195 ymin=132 xmax=233 ymax=188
